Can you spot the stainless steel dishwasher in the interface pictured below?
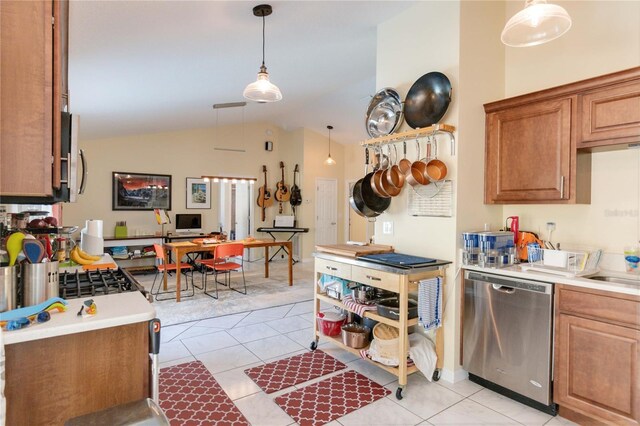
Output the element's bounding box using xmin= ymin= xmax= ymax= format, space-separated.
xmin=463 ymin=270 xmax=556 ymax=414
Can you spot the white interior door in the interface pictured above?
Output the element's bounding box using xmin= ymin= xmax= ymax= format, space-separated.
xmin=316 ymin=178 xmax=338 ymax=246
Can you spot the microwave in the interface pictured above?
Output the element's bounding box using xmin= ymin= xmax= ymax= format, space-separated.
xmin=0 ymin=112 xmax=86 ymax=204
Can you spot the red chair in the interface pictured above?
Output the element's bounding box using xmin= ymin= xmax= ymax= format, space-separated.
xmin=150 ymin=243 xmax=194 ymax=301
xmin=201 ymin=243 xmax=246 ymax=299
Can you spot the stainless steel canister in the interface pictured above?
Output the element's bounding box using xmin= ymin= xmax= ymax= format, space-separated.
xmin=0 ymin=265 xmax=19 ymax=312
xmin=21 ymin=261 xmax=59 ymax=306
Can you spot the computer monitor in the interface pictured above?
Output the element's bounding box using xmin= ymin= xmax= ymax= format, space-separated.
xmin=175 ymin=213 xmax=202 ymax=234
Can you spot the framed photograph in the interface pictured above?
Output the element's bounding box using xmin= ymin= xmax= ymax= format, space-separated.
xmin=112 ymin=172 xmax=172 ymax=211
xmin=186 ymin=177 xmax=211 ymax=209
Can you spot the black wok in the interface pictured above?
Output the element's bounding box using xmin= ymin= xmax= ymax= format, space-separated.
xmin=404 ymin=72 xmax=452 ymax=129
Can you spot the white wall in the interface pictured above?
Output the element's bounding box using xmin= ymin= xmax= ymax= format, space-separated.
xmin=502 ymin=0 xmax=640 ymax=254
xmin=375 ymin=1 xmax=461 ymax=376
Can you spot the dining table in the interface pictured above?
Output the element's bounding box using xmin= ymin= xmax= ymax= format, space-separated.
xmin=162 ymin=239 xmax=293 ymax=302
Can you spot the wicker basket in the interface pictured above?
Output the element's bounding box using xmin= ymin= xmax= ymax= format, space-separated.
xmin=372 ymin=323 xmax=408 ymax=360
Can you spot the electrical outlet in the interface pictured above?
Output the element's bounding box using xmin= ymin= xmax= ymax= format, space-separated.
xmin=382 ymin=221 xmax=393 ymax=235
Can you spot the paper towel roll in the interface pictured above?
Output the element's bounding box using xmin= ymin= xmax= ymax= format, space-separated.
xmin=83 ymin=219 xmax=103 ymax=238
xmin=81 ymin=232 xmax=104 ymax=256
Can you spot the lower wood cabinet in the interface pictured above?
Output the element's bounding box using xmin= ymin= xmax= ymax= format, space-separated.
xmin=554 ymin=285 xmax=640 ymax=425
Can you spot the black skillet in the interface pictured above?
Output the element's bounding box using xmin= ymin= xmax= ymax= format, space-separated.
xmin=350 ymin=148 xmax=390 ymax=217
xmin=404 ymin=72 xmax=452 ymax=129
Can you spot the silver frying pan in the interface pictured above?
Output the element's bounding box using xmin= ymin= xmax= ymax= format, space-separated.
xmin=365 ymin=88 xmax=404 ymax=138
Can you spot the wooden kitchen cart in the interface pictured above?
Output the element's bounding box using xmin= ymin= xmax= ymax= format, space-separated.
xmin=311 ymin=252 xmax=450 ymax=399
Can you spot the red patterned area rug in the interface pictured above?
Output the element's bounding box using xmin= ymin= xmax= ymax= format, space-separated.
xmin=244 ymin=350 xmax=347 ymax=394
xmin=160 ymin=360 xmax=249 ymax=425
xmin=274 ymin=370 xmax=391 ymax=426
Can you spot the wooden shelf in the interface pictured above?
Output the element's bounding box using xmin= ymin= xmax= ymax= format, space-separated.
xmin=360 ymin=124 xmax=456 ymax=146
xmin=320 ymin=334 xmax=419 ymax=377
xmin=316 ymin=293 xmax=419 ymax=328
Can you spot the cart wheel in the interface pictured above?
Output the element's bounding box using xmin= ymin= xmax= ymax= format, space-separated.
xmin=310 ymin=340 xmax=318 ymax=351
xmin=395 ymin=387 xmax=403 ymax=400
xmin=432 ymin=369 xmax=441 ymax=382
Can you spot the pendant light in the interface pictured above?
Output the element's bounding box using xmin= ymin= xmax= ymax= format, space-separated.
xmin=243 ymin=4 xmax=282 ymax=103
xmin=501 ymin=0 xmax=572 ymax=47
xmin=324 ymin=125 xmax=336 ymax=166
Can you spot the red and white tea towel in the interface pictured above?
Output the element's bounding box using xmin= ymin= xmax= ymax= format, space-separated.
xmin=342 ymin=294 xmax=377 ymax=317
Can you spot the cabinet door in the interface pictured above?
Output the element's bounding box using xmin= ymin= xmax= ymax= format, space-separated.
xmin=555 ymin=313 xmax=640 ymax=425
xmin=0 ymin=1 xmax=54 ymax=197
xmin=485 ymin=97 xmax=572 ymax=203
xmin=579 ymin=79 xmax=640 ymax=147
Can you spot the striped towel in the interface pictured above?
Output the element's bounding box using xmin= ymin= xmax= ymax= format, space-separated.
xmin=341 ymin=294 xmax=377 ymax=317
xmin=418 ymin=277 xmax=442 ymax=330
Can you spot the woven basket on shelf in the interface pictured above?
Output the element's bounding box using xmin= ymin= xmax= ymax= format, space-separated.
xmin=372 ymin=323 xmax=408 ymax=360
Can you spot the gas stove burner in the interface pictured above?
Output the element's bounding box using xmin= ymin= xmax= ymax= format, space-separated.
xmin=59 ymin=268 xmax=145 ymax=299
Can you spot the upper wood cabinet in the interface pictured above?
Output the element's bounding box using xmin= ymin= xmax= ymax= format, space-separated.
xmin=0 ymin=0 xmax=68 ymax=198
xmin=484 ymin=66 xmax=640 ymax=204
xmin=485 ymin=97 xmax=574 ymax=203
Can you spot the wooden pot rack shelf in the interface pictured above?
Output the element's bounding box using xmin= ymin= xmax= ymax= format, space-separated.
xmin=360 ymin=124 xmax=456 ymax=146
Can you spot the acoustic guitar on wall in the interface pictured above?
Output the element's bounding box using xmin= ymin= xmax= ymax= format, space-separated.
xmin=257 ymin=165 xmax=273 ymax=221
xmin=275 ymin=161 xmax=290 ymax=214
xmin=290 ymin=164 xmax=302 ymax=217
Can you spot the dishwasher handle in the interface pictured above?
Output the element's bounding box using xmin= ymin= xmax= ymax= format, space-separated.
xmin=466 ymin=271 xmax=552 ymax=294
xmin=492 ymin=284 xmax=515 ymax=294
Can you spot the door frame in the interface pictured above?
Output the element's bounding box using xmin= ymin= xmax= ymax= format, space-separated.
xmin=315 ymin=177 xmax=338 ymax=246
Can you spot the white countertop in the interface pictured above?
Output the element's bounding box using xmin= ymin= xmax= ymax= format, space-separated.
xmin=3 ymin=291 xmax=156 ymax=345
xmin=464 ymin=264 xmax=640 ymax=297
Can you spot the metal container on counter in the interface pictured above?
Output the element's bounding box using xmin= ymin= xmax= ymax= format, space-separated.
xmin=0 ymin=265 xmax=18 ymax=312
xmin=22 ymin=261 xmax=59 ymax=307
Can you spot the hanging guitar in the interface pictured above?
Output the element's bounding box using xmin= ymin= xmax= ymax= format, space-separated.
xmin=290 ymin=164 xmax=302 ymax=217
xmin=257 ymin=165 xmax=274 ymax=222
xmin=274 ymin=161 xmax=290 ymax=214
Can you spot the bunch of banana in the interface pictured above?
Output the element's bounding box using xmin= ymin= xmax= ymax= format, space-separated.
xmin=70 ymin=246 xmax=101 ymax=265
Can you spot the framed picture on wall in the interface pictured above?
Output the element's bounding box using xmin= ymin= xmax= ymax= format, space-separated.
xmin=112 ymin=172 xmax=172 ymax=211
xmin=186 ymin=177 xmax=211 ymax=209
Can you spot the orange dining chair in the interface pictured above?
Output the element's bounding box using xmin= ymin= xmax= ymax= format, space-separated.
xmin=150 ymin=243 xmax=194 ymax=301
xmin=201 ymin=243 xmax=246 ymax=299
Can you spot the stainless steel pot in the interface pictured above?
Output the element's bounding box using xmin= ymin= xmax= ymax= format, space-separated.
xmin=341 ymin=323 xmax=371 ymax=349
xmin=352 ymin=285 xmax=377 ymax=305
xmin=22 ymin=261 xmax=59 ymax=307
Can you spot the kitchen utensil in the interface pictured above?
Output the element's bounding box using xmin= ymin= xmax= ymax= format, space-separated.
xmin=405 ymin=139 xmax=430 ymax=187
xmin=376 ymin=298 xmax=419 ymax=319
xmin=425 ymin=136 xmax=448 ymax=182
xmin=371 ymin=147 xmax=391 ymax=198
xmin=341 ymin=323 xmax=371 ymax=349
xmin=23 ymin=239 xmax=45 ymax=263
xmin=350 ymin=148 xmax=381 ymax=218
xmin=316 ymin=311 xmax=346 ymax=336
xmin=506 ymin=216 xmax=519 ymax=244
xmin=352 ymin=148 xmax=391 ymax=215
xmin=365 ymin=88 xmax=404 ymax=138
xmin=404 ymin=72 xmax=452 ymax=129
xmin=398 ymin=140 xmax=412 ymax=175
xmin=37 ymin=235 xmax=53 ymax=260
xmin=315 ymin=244 xmax=394 ymax=258
xmin=6 ymin=232 xmax=25 ymax=266
xmin=384 ymin=144 xmax=405 ymax=193
xmin=0 ymin=265 xmax=18 ymax=312
xmin=352 ymin=285 xmax=378 ymax=305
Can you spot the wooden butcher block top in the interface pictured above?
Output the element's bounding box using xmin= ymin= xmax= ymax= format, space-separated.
xmin=315 ymin=243 xmax=394 ymax=258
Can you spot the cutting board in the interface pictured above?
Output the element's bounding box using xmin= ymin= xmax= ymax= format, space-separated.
xmin=59 ymin=254 xmax=119 ymax=273
xmin=315 ymin=244 xmax=394 ymax=258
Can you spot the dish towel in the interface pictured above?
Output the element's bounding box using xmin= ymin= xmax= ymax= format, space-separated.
xmin=418 ymin=277 xmax=442 ymax=331
xmin=341 ymin=294 xmax=377 ymax=317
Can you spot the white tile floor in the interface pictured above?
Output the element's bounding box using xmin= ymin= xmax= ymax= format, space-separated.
xmin=159 ymin=301 xmax=577 ymax=426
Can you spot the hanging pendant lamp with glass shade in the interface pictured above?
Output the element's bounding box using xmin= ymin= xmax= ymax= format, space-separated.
xmin=324 ymin=125 xmax=336 ymax=166
xmin=243 ymin=4 xmax=282 ymax=103
xmin=501 ymin=0 xmax=572 ymax=47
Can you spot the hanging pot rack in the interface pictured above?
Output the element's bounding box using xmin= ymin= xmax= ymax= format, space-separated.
xmin=360 ymin=123 xmax=456 ymax=156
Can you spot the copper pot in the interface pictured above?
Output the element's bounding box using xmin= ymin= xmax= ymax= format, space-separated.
xmin=384 ymin=144 xmax=405 ymax=193
xmin=370 ymin=147 xmax=391 ymax=198
xmin=405 ymin=139 xmax=430 ymax=187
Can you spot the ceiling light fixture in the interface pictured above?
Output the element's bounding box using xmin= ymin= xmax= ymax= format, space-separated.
xmin=243 ymin=4 xmax=282 ymax=103
xmin=324 ymin=125 xmax=336 ymax=166
xmin=501 ymin=0 xmax=572 ymax=47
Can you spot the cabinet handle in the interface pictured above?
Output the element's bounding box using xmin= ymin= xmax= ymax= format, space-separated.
xmin=560 ymin=176 xmax=565 ymax=199
xmin=366 ymin=275 xmax=381 ymax=281
xmin=325 ymin=266 xmax=337 ymax=271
